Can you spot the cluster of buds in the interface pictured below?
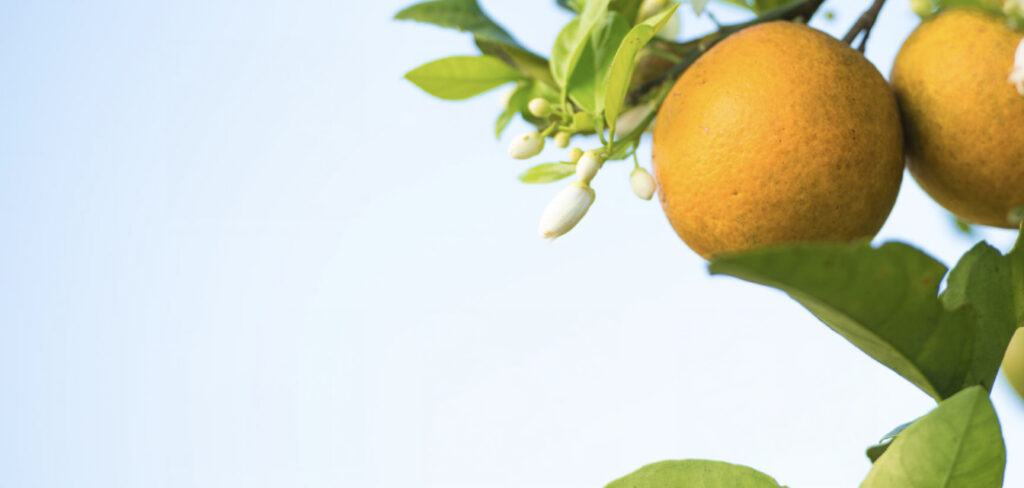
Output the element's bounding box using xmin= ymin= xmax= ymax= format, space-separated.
xmin=506 ymin=96 xmax=659 ymax=239
xmin=1010 ymin=35 xmax=1024 ymax=95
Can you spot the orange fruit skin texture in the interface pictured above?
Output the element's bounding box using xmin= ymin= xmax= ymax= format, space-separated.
xmin=1005 ymin=328 xmax=1024 ymax=401
xmin=891 ymin=9 xmax=1024 ymax=228
xmin=652 ymin=21 xmax=904 ymax=259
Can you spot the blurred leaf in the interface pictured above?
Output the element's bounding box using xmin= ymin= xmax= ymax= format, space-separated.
xmin=692 ymin=0 xmax=710 ymax=15
xmin=519 ymin=162 xmax=577 ymax=183
xmin=605 ymin=460 xmax=782 ymax=488
xmin=865 ymin=419 xmax=916 ymax=463
xmin=1010 ymin=226 xmax=1024 ymax=328
xmin=495 ymin=82 xmax=533 ymax=138
xmin=395 ymin=0 xmax=523 ymax=48
xmin=862 ymin=386 xmax=1005 ymax=488
xmin=714 ymin=0 xmax=756 ymax=11
xmin=939 ymin=242 xmax=1018 ymax=392
xmin=405 ymin=55 xmax=523 ymax=100
xmin=567 ymin=111 xmax=598 ymax=131
xmin=710 ymin=242 xmax=974 ymax=402
xmin=752 ymin=0 xmax=800 ymax=12
xmin=550 ymin=0 xmax=612 ymax=91
xmin=568 ymin=12 xmax=630 ymax=113
xmin=557 ymin=0 xmax=583 ymax=13
xmin=604 ymin=3 xmax=679 ymax=135
xmin=475 ymin=39 xmax=557 ymax=89
xmin=936 ymin=0 xmax=1004 ymax=14
xmin=611 ymin=0 xmax=644 ymax=24
xmin=952 ymin=214 xmax=973 ymax=235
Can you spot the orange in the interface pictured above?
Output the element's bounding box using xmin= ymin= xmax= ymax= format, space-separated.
xmin=891 ymin=9 xmax=1024 ymax=228
xmin=652 ymin=21 xmax=904 ymax=259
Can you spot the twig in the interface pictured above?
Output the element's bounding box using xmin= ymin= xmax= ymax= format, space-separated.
xmin=842 ymin=0 xmax=888 ymax=53
xmin=628 ymin=0 xmax=827 ymax=103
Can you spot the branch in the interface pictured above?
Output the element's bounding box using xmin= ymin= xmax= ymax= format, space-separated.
xmin=628 ymin=0 xmax=827 ymax=103
xmin=842 ymin=0 xmax=888 ymax=53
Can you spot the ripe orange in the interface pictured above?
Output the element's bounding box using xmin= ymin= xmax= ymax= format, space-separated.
xmin=652 ymin=21 xmax=904 ymax=259
xmin=891 ymin=9 xmax=1024 ymax=228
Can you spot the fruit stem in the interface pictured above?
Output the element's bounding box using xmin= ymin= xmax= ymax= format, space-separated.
xmin=842 ymin=0 xmax=888 ymax=53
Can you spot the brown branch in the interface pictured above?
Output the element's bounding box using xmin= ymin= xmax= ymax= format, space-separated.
xmin=842 ymin=0 xmax=888 ymax=53
xmin=628 ymin=0 xmax=827 ymax=103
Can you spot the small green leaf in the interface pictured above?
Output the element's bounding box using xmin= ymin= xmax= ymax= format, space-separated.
xmin=865 ymin=419 xmax=917 ymax=463
xmin=394 ymin=0 xmax=523 ymax=48
xmin=710 ymin=242 xmax=974 ymax=401
xmin=404 ymin=55 xmax=523 ymax=100
xmin=567 ymin=11 xmax=630 ymax=113
xmin=604 ymin=3 xmax=679 ymax=135
xmin=550 ymin=0 xmax=612 ymax=91
xmin=862 ymin=386 xmax=1005 ymax=488
xmin=495 ymin=82 xmax=533 ymax=138
xmin=605 ymin=459 xmax=783 ymax=488
xmin=518 ymin=162 xmax=577 ymax=183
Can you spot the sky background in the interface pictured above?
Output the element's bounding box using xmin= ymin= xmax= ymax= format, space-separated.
xmin=1 ymin=0 xmax=1021 ymax=487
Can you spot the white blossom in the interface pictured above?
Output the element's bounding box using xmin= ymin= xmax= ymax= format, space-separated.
xmin=538 ymin=181 xmax=595 ymax=239
xmin=575 ymin=150 xmax=604 ymax=183
xmin=528 ymin=98 xmax=552 ymax=118
xmin=554 ymin=132 xmax=571 ymax=148
xmin=630 ymin=167 xmax=657 ymax=201
xmin=509 ymin=131 xmax=545 ymax=159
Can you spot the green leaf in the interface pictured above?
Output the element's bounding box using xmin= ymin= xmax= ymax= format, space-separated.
xmin=861 ymin=386 xmax=1005 ymax=488
xmin=550 ymin=0 xmax=612 ymax=91
xmin=518 ymin=162 xmax=577 ymax=183
xmin=567 ymin=12 xmax=630 ymax=113
xmin=709 ymin=242 xmax=974 ymax=401
xmin=495 ymin=82 xmax=533 ymax=138
xmin=605 ymin=460 xmax=783 ymax=488
xmin=603 ymin=3 xmax=679 ymax=135
xmin=610 ymin=0 xmax=644 ymax=24
xmin=939 ymin=242 xmax=1018 ymax=392
xmin=1010 ymin=226 xmax=1024 ymax=329
xmin=475 ymin=39 xmax=557 ymax=89
xmin=394 ymin=0 xmax=523 ymax=48
xmin=404 ymin=55 xmax=523 ymax=100
xmin=865 ymin=419 xmax=917 ymax=463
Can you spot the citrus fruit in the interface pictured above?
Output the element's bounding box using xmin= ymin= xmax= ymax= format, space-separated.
xmin=891 ymin=9 xmax=1024 ymax=228
xmin=652 ymin=21 xmax=904 ymax=259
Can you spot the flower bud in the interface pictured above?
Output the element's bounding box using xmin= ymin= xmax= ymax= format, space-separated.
xmin=630 ymin=167 xmax=657 ymax=201
xmin=568 ymin=147 xmax=584 ymax=163
xmin=638 ymin=0 xmax=678 ymax=40
xmin=554 ymin=131 xmax=571 ymax=148
xmin=576 ymin=150 xmax=604 ymax=183
xmin=509 ymin=131 xmax=545 ymax=159
xmin=528 ymin=98 xmax=552 ymax=118
xmin=615 ymin=103 xmax=653 ymax=136
xmin=1010 ymin=37 xmax=1024 ymax=96
xmin=538 ymin=181 xmax=595 ymax=239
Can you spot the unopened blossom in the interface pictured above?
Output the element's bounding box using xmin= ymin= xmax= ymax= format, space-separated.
xmin=509 ymin=131 xmax=545 ymax=159
xmin=630 ymin=167 xmax=657 ymax=201
xmin=575 ymin=150 xmax=604 ymax=183
xmin=538 ymin=181 xmax=595 ymax=239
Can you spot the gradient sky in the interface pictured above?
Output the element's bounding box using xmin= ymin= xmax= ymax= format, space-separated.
xmin=1 ymin=1 xmax=1021 ymax=487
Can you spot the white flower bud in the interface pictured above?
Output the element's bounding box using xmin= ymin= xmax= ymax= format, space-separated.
xmin=538 ymin=181 xmax=595 ymax=239
xmin=509 ymin=131 xmax=545 ymax=159
xmin=554 ymin=131 xmax=571 ymax=148
xmin=528 ymin=98 xmax=552 ymax=118
xmin=630 ymin=167 xmax=657 ymax=201
xmin=1010 ymin=37 xmax=1024 ymax=96
xmin=568 ymin=147 xmax=584 ymax=163
xmin=655 ymin=11 xmax=680 ymax=40
xmin=576 ymin=150 xmax=604 ymax=183
xmin=615 ymin=103 xmax=653 ymax=136
xmin=500 ymin=88 xmax=515 ymax=108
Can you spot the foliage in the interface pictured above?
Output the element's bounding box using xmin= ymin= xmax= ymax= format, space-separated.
xmin=396 ymin=1 xmax=1024 ymax=486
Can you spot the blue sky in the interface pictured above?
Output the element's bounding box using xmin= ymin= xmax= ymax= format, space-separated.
xmin=1 ymin=1 xmax=1021 ymax=487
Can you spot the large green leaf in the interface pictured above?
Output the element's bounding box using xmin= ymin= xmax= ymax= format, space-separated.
xmin=550 ymin=0 xmax=612 ymax=91
xmin=610 ymin=0 xmax=645 ymax=24
xmin=861 ymin=386 xmax=1005 ymax=488
xmin=567 ymin=11 xmax=630 ymax=113
xmin=939 ymin=242 xmax=1018 ymax=391
xmin=710 ymin=242 xmax=974 ymax=401
xmin=476 ymin=39 xmax=557 ymax=89
xmin=605 ymin=460 xmax=782 ymax=488
xmin=1010 ymin=226 xmax=1024 ymax=328
xmin=404 ymin=55 xmax=523 ymax=100
xmin=865 ymin=419 xmax=917 ymax=463
xmin=603 ymin=3 xmax=679 ymax=136
xmin=394 ymin=0 xmax=523 ymax=48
